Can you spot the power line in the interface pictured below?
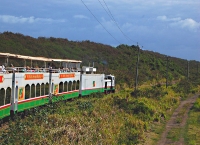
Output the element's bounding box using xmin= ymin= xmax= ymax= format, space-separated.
xmin=81 ymin=0 xmax=121 ymax=44
xmin=99 ymin=0 xmax=136 ymax=44
xmin=98 ymin=0 xmax=113 ymax=21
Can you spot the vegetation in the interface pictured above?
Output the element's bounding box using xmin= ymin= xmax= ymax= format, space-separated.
xmin=0 ymin=32 xmax=199 ymax=86
xmin=0 ymin=86 xmax=179 ymax=144
xmin=0 ymin=83 xmax=199 ymax=144
xmin=184 ymin=97 xmax=200 ymax=145
xmin=0 ymin=32 xmax=200 ymax=144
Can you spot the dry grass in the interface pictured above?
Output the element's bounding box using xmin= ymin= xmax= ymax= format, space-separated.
xmin=184 ymin=98 xmax=200 ymax=145
xmin=0 ymin=85 xmax=196 ymax=145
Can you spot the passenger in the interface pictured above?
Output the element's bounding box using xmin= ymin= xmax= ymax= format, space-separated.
xmin=48 ymin=63 xmax=51 ymax=69
xmin=60 ymin=66 xmax=63 ymax=73
xmin=22 ymin=66 xmax=26 ymax=72
xmin=30 ymin=67 xmax=35 ymax=72
xmin=63 ymin=67 xmax=69 ymax=72
xmin=0 ymin=65 xmax=7 ymax=73
xmin=2 ymin=65 xmax=6 ymax=73
xmin=57 ymin=67 xmax=61 ymax=73
xmin=26 ymin=66 xmax=30 ymax=72
xmin=10 ymin=64 xmax=16 ymax=71
xmin=62 ymin=67 xmax=66 ymax=72
xmin=35 ymin=66 xmax=39 ymax=72
xmin=42 ymin=66 xmax=46 ymax=72
xmin=48 ymin=66 xmax=52 ymax=73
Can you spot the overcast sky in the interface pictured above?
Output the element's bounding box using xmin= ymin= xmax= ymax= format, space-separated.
xmin=0 ymin=0 xmax=199 ymax=61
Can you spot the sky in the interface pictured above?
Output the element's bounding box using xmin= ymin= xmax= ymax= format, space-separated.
xmin=0 ymin=0 xmax=199 ymax=61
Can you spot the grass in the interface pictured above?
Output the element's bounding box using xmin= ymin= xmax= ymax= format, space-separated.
xmin=0 ymin=85 xmax=198 ymax=144
xmin=175 ymin=103 xmax=190 ymax=123
xmin=184 ymin=97 xmax=200 ymax=145
xmin=164 ymin=97 xmax=198 ymax=144
xmin=167 ymin=127 xmax=182 ymax=142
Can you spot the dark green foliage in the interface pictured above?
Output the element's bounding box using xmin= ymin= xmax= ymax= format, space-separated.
xmin=193 ymin=98 xmax=200 ymax=111
xmin=118 ymin=122 xmax=142 ymax=145
xmin=77 ymin=101 xmax=93 ymax=110
xmin=132 ymin=86 xmax=168 ymax=99
xmin=0 ymin=32 xmax=199 ymax=86
xmin=89 ymin=92 xmax=104 ymax=98
xmin=172 ymin=79 xmax=194 ymax=98
xmin=113 ymin=96 xmax=164 ymax=122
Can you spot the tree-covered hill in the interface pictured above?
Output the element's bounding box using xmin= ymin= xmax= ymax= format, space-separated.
xmin=0 ymin=32 xmax=199 ymax=87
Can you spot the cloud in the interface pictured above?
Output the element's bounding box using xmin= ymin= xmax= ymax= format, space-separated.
xmin=157 ymin=16 xmax=181 ymax=22
xmin=157 ymin=15 xmax=200 ymax=31
xmin=73 ymin=15 xmax=89 ymax=19
xmin=171 ymin=18 xmax=200 ymax=30
xmin=0 ymin=15 xmax=65 ymax=24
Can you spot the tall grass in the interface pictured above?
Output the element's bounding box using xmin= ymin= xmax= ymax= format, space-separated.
xmin=184 ymin=97 xmax=200 ymax=145
xmin=0 ymin=83 xmax=198 ymax=144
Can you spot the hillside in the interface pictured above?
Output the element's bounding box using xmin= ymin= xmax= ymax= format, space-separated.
xmin=0 ymin=32 xmax=199 ymax=87
xmin=0 ymin=32 xmax=200 ymax=144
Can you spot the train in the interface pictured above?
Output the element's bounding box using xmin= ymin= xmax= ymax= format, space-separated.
xmin=0 ymin=52 xmax=115 ymax=119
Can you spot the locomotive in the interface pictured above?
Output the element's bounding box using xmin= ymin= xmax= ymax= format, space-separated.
xmin=0 ymin=52 xmax=115 ymax=119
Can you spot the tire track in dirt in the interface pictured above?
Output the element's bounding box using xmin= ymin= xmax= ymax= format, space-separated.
xmin=156 ymin=94 xmax=199 ymax=145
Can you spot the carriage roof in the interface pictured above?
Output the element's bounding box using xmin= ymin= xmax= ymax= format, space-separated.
xmin=0 ymin=52 xmax=82 ymax=63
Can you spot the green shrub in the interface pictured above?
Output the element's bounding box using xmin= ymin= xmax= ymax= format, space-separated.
xmin=193 ymin=98 xmax=200 ymax=111
xmin=77 ymin=101 xmax=93 ymax=110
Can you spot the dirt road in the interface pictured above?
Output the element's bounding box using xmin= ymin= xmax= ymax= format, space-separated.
xmin=156 ymin=94 xmax=199 ymax=145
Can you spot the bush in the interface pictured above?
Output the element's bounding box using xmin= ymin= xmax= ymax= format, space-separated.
xmin=193 ymin=98 xmax=200 ymax=111
xmin=77 ymin=101 xmax=93 ymax=110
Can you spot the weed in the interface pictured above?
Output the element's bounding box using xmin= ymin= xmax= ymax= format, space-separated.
xmin=0 ymin=82 xmax=198 ymax=145
xmin=184 ymin=98 xmax=200 ymax=145
xmin=167 ymin=127 xmax=181 ymax=141
xmin=193 ymin=98 xmax=200 ymax=111
xmin=77 ymin=101 xmax=93 ymax=110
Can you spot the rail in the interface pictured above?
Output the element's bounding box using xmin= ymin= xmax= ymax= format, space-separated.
xmin=0 ymin=67 xmax=81 ymax=73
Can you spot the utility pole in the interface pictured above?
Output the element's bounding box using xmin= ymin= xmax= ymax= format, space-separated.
xmin=135 ymin=44 xmax=140 ymax=92
xmin=197 ymin=62 xmax=199 ymax=78
xmin=187 ymin=61 xmax=189 ymax=80
xmin=166 ymin=56 xmax=169 ymax=88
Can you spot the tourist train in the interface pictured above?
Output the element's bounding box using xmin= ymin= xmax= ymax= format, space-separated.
xmin=0 ymin=52 xmax=115 ymax=119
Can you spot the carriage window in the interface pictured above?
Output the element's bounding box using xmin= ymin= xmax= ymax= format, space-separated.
xmin=68 ymin=81 xmax=72 ymax=91
xmin=0 ymin=88 xmax=5 ymax=105
xmin=5 ymin=87 xmax=11 ymax=104
xmin=45 ymin=83 xmax=49 ymax=95
xmin=36 ymin=83 xmax=40 ymax=97
xmin=25 ymin=85 xmax=30 ymax=99
xmin=41 ymin=83 xmax=45 ymax=96
xmin=64 ymin=81 xmax=68 ymax=92
xmin=31 ymin=84 xmax=35 ymax=98
xmin=72 ymin=81 xmax=76 ymax=90
xmin=76 ymin=80 xmax=80 ymax=90
xmin=59 ymin=82 xmax=63 ymax=93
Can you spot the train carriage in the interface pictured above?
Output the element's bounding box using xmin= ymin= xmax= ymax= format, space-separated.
xmin=0 ymin=52 xmax=115 ymax=119
xmin=0 ymin=73 xmax=12 ymax=119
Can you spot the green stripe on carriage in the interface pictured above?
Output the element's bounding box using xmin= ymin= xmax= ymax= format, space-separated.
xmin=17 ymin=92 xmax=79 ymax=112
xmin=81 ymin=88 xmax=104 ymax=96
xmin=0 ymin=107 xmax=10 ymax=119
xmin=51 ymin=92 xmax=79 ymax=102
xmin=17 ymin=97 xmax=49 ymax=112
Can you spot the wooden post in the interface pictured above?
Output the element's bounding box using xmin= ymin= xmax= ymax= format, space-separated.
xmin=166 ymin=56 xmax=169 ymax=88
xmin=197 ymin=62 xmax=199 ymax=78
xmin=135 ymin=45 xmax=140 ymax=91
xmin=187 ymin=61 xmax=189 ymax=80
